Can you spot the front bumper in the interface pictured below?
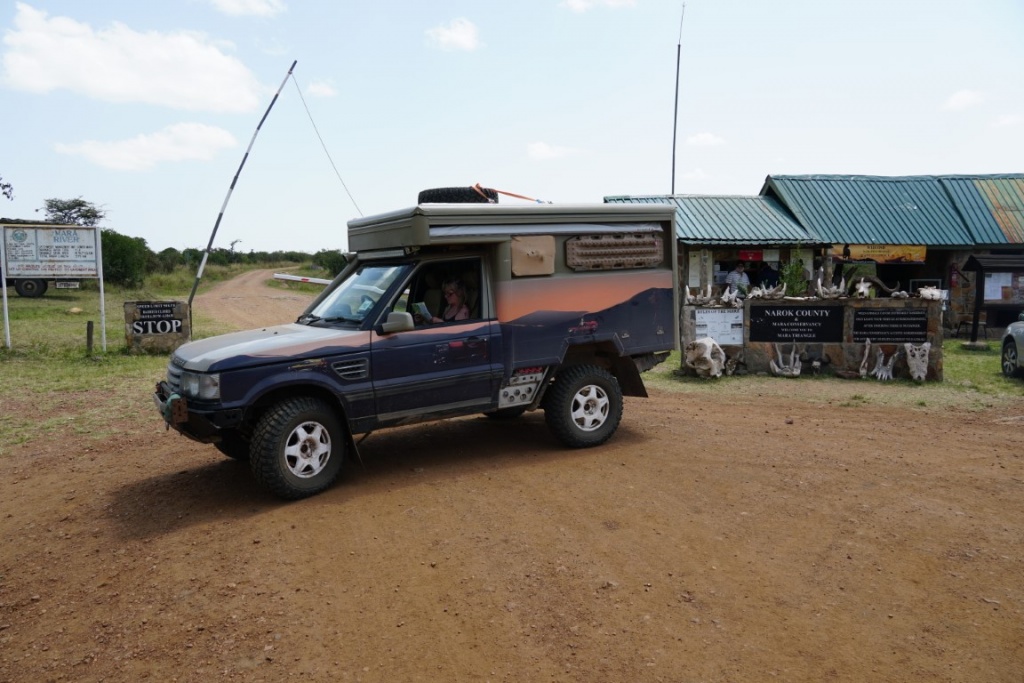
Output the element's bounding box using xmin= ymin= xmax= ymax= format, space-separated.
xmin=154 ymin=381 xmax=242 ymax=443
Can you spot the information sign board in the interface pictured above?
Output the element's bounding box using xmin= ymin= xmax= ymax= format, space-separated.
xmin=694 ymin=307 xmax=744 ymax=345
xmin=852 ymin=308 xmax=928 ymax=343
xmin=749 ymin=305 xmax=843 ymax=343
xmin=2 ymin=225 xmax=99 ymax=278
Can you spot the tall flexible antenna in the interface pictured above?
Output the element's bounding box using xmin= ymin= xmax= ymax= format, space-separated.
xmin=671 ymin=3 xmax=686 ymax=195
xmin=289 ymin=76 xmax=363 ymax=217
xmin=188 ymin=60 xmax=298 ymax=309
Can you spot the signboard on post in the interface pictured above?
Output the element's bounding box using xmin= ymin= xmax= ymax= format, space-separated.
xmin=3 ymin=225 xmax=100 ymax=277
xmin=1 ymin=224 xmax=105 ymax=350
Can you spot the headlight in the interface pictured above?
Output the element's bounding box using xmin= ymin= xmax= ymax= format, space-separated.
xmin=180 ymin=371 xmax=221 ymax=400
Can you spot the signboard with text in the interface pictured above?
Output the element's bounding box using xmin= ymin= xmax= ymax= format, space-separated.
xmin=749 ymin=305 xmax=843 ymax=343
xmin=832 ymin=244 xmax=926 ymax=264
xmin=2 ymin=225 xmax=99 ymax=278
xmin=852 ymin=308 xmax=928 ymax=343
xmin=694 ymin=307 xmax=744 ymax=345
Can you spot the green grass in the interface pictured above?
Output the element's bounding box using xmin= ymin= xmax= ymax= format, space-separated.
xmin=644 ymin=339 xmax=1024 ymax=412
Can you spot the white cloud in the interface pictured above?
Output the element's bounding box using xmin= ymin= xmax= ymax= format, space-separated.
xmin=425 ymin=18 xmax=482 ymax=52
xmin=2 ymin=3 xmax=264 ymax=112
xmin=209 ymin=0 xmax=287 ymax=17
xmin=563 ymin=0 xmax=637 ymax=13
xmin=942 ymin=89 xmax=985 ymax=111
xmin=993 ymin=114 xmax=1021 ymax=127
xmin=54 ymin=123 xmax=238 ymax=171
xmin=686 ymin=132 xmax=725 ymax=146
xmin=682 ymin=168 xmax=708 ymax=181
xmin=306 ymin=80 xmax=337 ymax=97
xmin=527 ymin=142 xmax=577 ymax=160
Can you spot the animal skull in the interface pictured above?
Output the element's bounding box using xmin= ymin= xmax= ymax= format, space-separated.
xmin=769 ymin=343 xmax=802 ymax=378
xmin=904 ymin=342 xmax=931 ymax=381
xmin=816 ymin=276 xmax=847 ymax=300
xmin=684 ymin=336 xmax=726 ymax=378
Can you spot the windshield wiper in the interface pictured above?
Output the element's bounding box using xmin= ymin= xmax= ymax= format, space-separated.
xmin=296 ymin=313 xmax=322 ymax=325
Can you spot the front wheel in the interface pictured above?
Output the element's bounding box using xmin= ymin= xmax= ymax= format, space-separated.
xmin=543 ymin=365 xmax=623 ymax=448
xmin=250 ymin=397 xmax=345 ymax=499
xmin=1002 ymin=340 xmax=1021 ymax=378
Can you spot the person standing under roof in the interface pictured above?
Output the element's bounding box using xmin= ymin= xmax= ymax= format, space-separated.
xmin=724 ymin=261 xmax=751 ymax=297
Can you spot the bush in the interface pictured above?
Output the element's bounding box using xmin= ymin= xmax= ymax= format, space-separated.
xmin=101 ymin=229 xmax=149 ymax=287
xmin=312 ymin=249 xmax=349 ymax=277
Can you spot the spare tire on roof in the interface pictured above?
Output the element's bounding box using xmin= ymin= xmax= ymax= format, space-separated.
xmin=418 ymin=186 xmax=498 ymax=204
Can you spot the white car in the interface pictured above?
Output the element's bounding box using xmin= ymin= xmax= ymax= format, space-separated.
xmin=1000 ymin=317 xmax=1024 ymax=377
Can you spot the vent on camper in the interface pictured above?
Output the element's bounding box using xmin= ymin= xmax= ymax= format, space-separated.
xmin=565 ymin=234 xmax=664 ymax=271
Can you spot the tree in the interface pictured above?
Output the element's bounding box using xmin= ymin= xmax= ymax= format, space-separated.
xmin=1 ymin=174 xmax=12 ymax=201
xmin=40 ymin=197 xmax=106 ymax=226
xmin=101 ymin=229 xmax=150 ymax=287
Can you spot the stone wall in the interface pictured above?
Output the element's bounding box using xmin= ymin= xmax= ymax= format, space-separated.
xmin=681 ymin=298 xmax=943 ymax=381
xmin=124 ymin=301 xmax=191 ymax=355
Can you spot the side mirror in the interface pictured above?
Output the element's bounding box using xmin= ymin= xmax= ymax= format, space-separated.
xmin=1018 ymin=311 xmax=1024 ymax=322
xmin=380 ymin=311 xmax=415 ymax=334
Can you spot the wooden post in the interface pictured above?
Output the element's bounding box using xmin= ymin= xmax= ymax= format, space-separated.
xmin=87 ymin=320 xmax=94 ymax=355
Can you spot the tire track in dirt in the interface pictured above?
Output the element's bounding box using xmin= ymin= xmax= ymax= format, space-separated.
xmin=192 ymin=268 xmax=318 ymax=330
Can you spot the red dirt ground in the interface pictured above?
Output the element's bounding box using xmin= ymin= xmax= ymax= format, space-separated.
xmin=1 ymin=270 xmax=1021 ymax=682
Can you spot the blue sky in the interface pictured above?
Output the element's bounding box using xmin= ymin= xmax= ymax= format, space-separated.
xmin=1 ymin=0 xmax=1022 ymax=253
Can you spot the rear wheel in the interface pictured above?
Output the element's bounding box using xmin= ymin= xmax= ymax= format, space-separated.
xmin=1002 ymin=340 xmax=1021 ymax=378
xmin=14 ymin=279 xmax=47 ymax=298
xmin=543 ymin=365 xmax=623 ymax=448
xmin=250 ymin=397 xmax=345 ymax=499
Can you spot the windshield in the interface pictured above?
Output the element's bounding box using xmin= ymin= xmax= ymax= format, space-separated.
xmin=302 ymin=263 xmax=408 ymax=324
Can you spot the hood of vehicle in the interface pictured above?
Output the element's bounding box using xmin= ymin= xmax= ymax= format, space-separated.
xmin=172 ymin=323 xmax=370 ymax=372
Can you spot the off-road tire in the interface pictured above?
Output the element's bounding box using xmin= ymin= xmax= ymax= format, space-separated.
xmin=1002 ymin=340 xmax=1021 ymax=378
xmin=215 ymin=430 xmax=251 ymax=461
xmin=14 ymin=279 xmax=47 ymax=298
xmin=250 ymin=397 xmax=345 ymax=500
xmin=543 ymin=365 xmax=623 ymax=448
xmin=418 ymin=186 xmax=498 ymax=204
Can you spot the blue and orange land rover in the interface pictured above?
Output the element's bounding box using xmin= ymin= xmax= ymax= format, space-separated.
xmin=155 ymin=202 xmax=678 ymax=499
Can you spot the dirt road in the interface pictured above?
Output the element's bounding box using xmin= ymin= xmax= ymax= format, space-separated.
xmin=1 ymin=271 xmax=1022 ymax=682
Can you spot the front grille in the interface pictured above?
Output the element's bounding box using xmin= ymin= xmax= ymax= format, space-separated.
xmin=166 ymin=359 xmax=184 ymax=392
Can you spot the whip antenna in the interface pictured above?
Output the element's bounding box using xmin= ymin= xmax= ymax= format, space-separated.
xmin=671 ymin=3 xmax=686 ymax=195
xmin=188 ymin=60 xmax=298 ymax=309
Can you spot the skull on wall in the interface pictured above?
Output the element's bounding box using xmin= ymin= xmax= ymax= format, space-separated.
xmin=904 ymin=342 xmax=931 ymax=381
xmin=684 ymin=336 xmax=726 ymax=378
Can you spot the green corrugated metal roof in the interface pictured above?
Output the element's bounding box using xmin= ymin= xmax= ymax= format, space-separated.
xmin=604 ymin=194 xmax=816 ymax=245
xmin=761 ymin=175 xmax=975 ymax=246
xmin=938 ymin=174 xmax=1024 ymax=245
